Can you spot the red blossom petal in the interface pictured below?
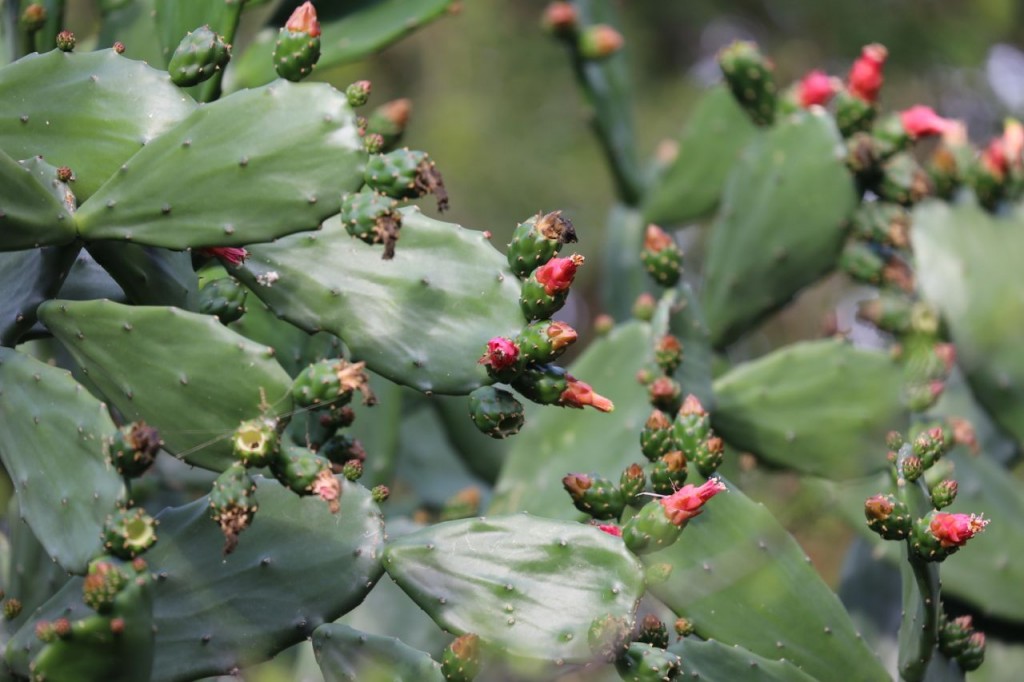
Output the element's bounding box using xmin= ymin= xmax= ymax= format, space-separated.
xmin=478 ymin=337 xmax=520 ymax=370
xmin=798 ymin=70 xmax=839 ymax=107
xmin=900 ymin=105 xmax=951 ymax=139
xmin=560 ymin=375 xmax=614 ymax=412
xmin=659 ymin=478 xmax=727 ymax=526
xmin=929 ymin=512 xmax=988 ymax=548
xmin=202 ymin=246 xmax=249 ymax=265
xmin=597 ymin=524 xmax=622 ymax=537
xmin=286 ymin=1 xmax=320 ymax=36
xmin=847 ymin=43 xmax=887 ymax=103
xmin=534 ymin=254 xmax=584 ymax=296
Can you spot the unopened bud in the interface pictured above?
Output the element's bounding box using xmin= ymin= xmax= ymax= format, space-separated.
xmin=578 ymin=25 xmax=623 ymax=60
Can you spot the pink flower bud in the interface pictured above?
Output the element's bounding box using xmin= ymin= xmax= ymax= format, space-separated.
xmin=546 ymin=321 xmax=578 ymax=351
xmin=660 ymin=478 xmax=726 ymax=526
xmin=982 ymin=138 xmax=1009 ymax=179
xmin=847 ymin=43 xmax=887 ymax=103
xmin=560 ymin=375 xmax=614 ymax=412
xmin=900 ymin=105 xmax=952 ymax=139
xmin=535 ymin=254 xmax=584 ymax=296
xmin=643 ymin=224 xmax=675 ymax=253
xmin=798 ymin=70 xmax=839 ymax=108
xmin=201 ymin=246 xmax=249 ymax=265
xmin=929 ymin=512 xmax=988 ymax=548
xmin=678 ymin=394 xmax=707 ymax=417
xmin=286 ymin=2 xmax=320 ymax=37
xmin=542 ymin=2 xmax=578 ymax=34
xmin=597 ymin=523 xmax=622 ymax=537
xmin=578 ymin=25 xmax=623 ymax=60
xmin=478 ymin=337 xmax=520 ymax=371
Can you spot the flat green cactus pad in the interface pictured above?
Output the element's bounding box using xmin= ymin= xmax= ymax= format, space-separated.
xmin=702 ymin=110 xmax=857 ymax=348
xmin=76 ymin=81 xmax=365 ymax=249
xmin=39 ymin=299 xmax=293 ymax=471
xmin=235 ymin=209 xmax=526 ymax=395
xmin=912 ymin=198 xmax=1024 ymax=448
xmin=383 ymin=514 xmax=644 ymax=667
xmin=642 ymin=476 xmax=890 ymax=682
xmin=712 ymin=339 xmax=909 ymax=479
xmin=0 ymin=49 xmax=196 ymax=200
xmin=313 ymin=624 xmax=444 ymax=682
xmin=643 ymin=86 xmax=758 ymax=225
xmin=0 ymin=348 xmax=124 ymax=573
xmin=669 ymin=637 xmax=816 ymax=681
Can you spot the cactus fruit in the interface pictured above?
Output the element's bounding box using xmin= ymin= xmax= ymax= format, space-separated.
xmin=516 ymin=320 xmax=578 ymax=364
xmin=649 ymin=451 xmax=688 ymax=496
xmin=440 ymin=633 xmax=482 ymax=682
xmin=520 ymin=254 xmax=585 ymax=320
xmin=635 ymin=614 xmax=670 ymax=649
xmin=864 ymin=494 xmax=911 ymax=540
xmin=878 ymin=152 xmax=933 ymax=205
xmin=232 ymin=418 xmax=280 ymax=468
xmin=931 ymin=479 xmax=958 ymax=509
xmin=102 ymin=507 xmax=158 ymax=559
xmin=273 ymin=2 xmax=322 ymax=82
xmin=622 ymin=479 xmax=726 ymax=555
xmin=82 ymin=559 xmax=128 ymax=613
xmin=339 ymin=191 xmax=403 ymax=260
xmin=477 ymin=336 xmax=524 ymax=383
xmin=55 ymin=30 xmax=76 ymax=52
xmin=365 ymin=98 xmax=412 ymax=151
xmin=619 ymin=463 xmax=647 ymax=504
xmin=272 ymin=444 xmax=331 ymax=495
xmin=198 ymin=275 xmax=248 ymax=323
xmin=108 ymin=422 xmax=162 ymax=478
xmin=615 ymin=641 xmax=682 ymax=681
xmin=364 ymin=148 xmax=449 ymax=211
xmin=513 ymin=364 xmax=614 ymax=411
xmin=167 ymin=26 xmax=231 ymax=87
xmin=640 ymin=410 xmax=675 ymax=461
xmin=653 ymin=334 xmax=683 ymax=374
xmin=292 ymin=358 xmax=375 ymax=408
xmin=345 ymin=80 xmax=372 ymax=107
xmin=647 ymin=376 xmax=682 ymax=414
xmin=639 ymin=225 xmax=682 ymax=288
xmin=506 ymin=210 xmax=578 ymax=278
xmin=468 ymin=386 xmax=526 ymax=439
xmin=208 ymin=463 xmax=258 ymax=554
xmin=563 ymin=473 xmax=625 ymax=520
xmin=911 ymin=511 xmax=989 ymax=562
xmin=718 ymin=41 xmax=777 ymax=126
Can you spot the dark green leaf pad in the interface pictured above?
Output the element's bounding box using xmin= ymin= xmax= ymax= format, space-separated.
xmin=0 ymin=149 xmax=76 ymax=250
xmin=383 ymin=514 xmax=644 ymax=667
xmin=0 ymin=245 xmax=79 ymax=346
xmin=76 ymin=81 xmax=365 ymax=249
xmin=231 ymin=0 xmax=458 ymax=89
xmin=711 ymin=339 xmax=909 ymax=479
xmin=912 ymin=199 xmax=1024 ymax=446
xmin=702 ymin=110 xmax=857 ymax=348
xmin=0 ymin=49 xmax=196 ymax=200
xmin=6 ymin=478 xmax=385 ymax=682
xmin=312 ymin=623 xmax=444 ymax=682
xmin=641 ymin=477 xmax=889 ymax=682
xmin=0 ymin=348 xmax=124 ymax=573
xmin=38 ymin=299 xmax=293 ymax=471
xmin=86 ymin=242 xmax=199 ymax=309
xmin=234 ymin=209 xmax=526 ymax=394
xmin=490 ymin=322 xmax=653 ymax=518
xmin=669 ymin=638 xmax=816 ymax=682
xmin=642 ymin=86 xmax=757 ymax=225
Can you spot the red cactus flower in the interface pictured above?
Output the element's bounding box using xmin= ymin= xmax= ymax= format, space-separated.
xmin=597 ymin=523 xmax=622 ymax=537
xmin=929 ymin=512 xmax=988 ymax=548
xmin=542 ymin=2 xmax=578 ymax=33
xmin=900 ymin=105 xmax=951 ymax=139
xmin=981 ymin=138 xmax=1008 ymax=179
xmin=478 ymin=337 xmax=520 ymax=370
xmin=535 ymin=254 xmax=584 ymax=296
xmin=643 ymin=224 xmax=675 ymax=253
xmin=660 ymin=478 xmax=727 ymax=526
xmin=286 ymin=1 xmax=320 ymax=37
xmin=798 ymin=70 xmax=839 ymax=107
xmin=847 ymin=43 xmax=887 ymax=103
xmin=201 ymin=246 xmax=249 ymax=265
xmin=560 ymin=375 xmax=614 ymax=412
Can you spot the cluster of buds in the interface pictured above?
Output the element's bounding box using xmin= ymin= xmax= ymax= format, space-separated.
xmin=866 ymin=428 xmax=988 ymax=562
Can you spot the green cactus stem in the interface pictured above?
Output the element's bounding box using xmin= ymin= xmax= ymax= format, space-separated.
xmin=102 ymin=507 xmax=158 ymax=559
xmin=718 ymin=40 xmax=777 ymax=126
xmin=506 ymin=210 xmax=578 ymax=279
xmin=167 ymin=25 xmax=231 ymax=87
xmin=467 ymin=386 xmax=525 ymax=439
